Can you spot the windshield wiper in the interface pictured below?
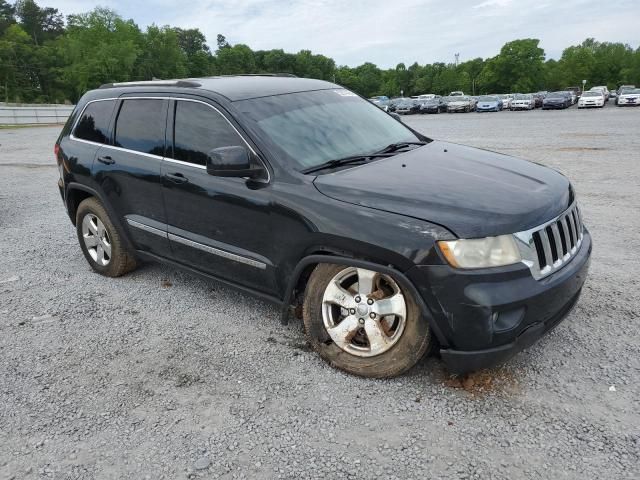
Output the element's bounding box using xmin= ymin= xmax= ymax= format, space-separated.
xmin=377 ymin=141 xmax=428 ymax=154
xmin=301 ymin=153 xmax=393 ymax=174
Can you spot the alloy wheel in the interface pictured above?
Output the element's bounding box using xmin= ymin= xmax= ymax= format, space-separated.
xmin=321 ymin=267 xmax=406 ymax=357
xmin=81 ymin=213 xmax=111 ymax=266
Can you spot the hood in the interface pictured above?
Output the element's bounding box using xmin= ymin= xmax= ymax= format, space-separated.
xmin=313 ymin=141 xmax=572 ymax=238
xmin=478 ymin=102 xmax=498 ymax=107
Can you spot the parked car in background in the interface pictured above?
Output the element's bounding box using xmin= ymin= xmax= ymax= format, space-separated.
xmin=475 ymin=95 xmax=503 ymax=112
xmin=449 ymin=91 xmax=464 ymax=96
xmin=447 ymin=95 xmax=474 ymax=112
xmin=543 ymin=91 xmax=572 ymax=109
xmin=531 ymin=93 xmax=544 ymax=108
xmin=395 ymin=98 xmax=420 ymax=115
xmin=510 ymin=94 xmax=535 ymax=110
xmin=388 ymin=97 xmax=405 ymax=112
xmin=438 ymin=96 xmax=453 ymax=112
xmin=417 ymin=94 xmax=437 ymax=100
xmin=497 ymin=94 xmax=512 ymax=109
xmin=590 ymin=86 xmax=609 ymax=101
xmin=578 ymin=90 xmax=605 ymax=108
xmin=368 ymin=96 xmax=390 ymax=111
xmin=565 ymin=87 xmax=581 ymax=102
xmin=419 ymin=98 xmax=442 ymax=114
xmin=615 ymin=85 xmax=635 ymax=105
xmin=617 ymin=88 xmax=640 ymax=107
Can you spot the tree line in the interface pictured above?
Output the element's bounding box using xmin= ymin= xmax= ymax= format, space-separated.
xmin=1 ymin=0 xmax=639 ymax=104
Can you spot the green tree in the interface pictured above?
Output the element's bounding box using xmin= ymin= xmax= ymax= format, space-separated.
xmin=0 ymin=23 xmax=36 ymax=101
xmin=14 ymin=0 xmax=63 ymax=45
xmin=483 ymin=39 xmax=545 ymax=92
xmin=216 ymin=43 xmax=255 ymax=74
xmin=175 ymin=27 xmax=212 ymax=77
xmin=135 ymin=25 xmax=188 ymax=80
xmin=58 ymin=8 xmax=143 ymax=101
xmin=0 ymin=0 xmax=15 ymax=35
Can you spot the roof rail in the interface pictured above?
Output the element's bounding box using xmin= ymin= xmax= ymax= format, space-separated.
xmin=212 ymin=73 xmax=298 ymax=78
xmin=99 ymin=80 xmax=201 ymax=89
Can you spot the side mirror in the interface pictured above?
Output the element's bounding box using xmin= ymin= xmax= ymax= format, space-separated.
xmin=389 ymin=112 xmax=402 ymax=122
xmin=206 ymin=146 xmax=262 ymax=178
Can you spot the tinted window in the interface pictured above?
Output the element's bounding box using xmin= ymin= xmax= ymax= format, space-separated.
xmin=74 ymin=100 xmax=115 ymax=144
xmin=173 ymin=101 xmax=244 ymax=166
xmin=114 ymin=99 xmax=166 ymax=155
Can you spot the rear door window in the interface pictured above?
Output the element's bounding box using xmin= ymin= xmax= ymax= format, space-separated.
xmin=172 ymin=100 xmax=244 ymax=166
xmin=73 ymin=100 xmax=115 ymax=144
xmin=114 ymin=99 xmax=166 ymax=156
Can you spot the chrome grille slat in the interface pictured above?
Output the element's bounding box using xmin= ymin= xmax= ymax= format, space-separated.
xmin=560 ymin=216 xmax=571 ymax=252
xmin=514 ymin=202 xmax=584 ymax=280
xmin=550 ymin=223 xmax=564 ymax=262
xmin=576 ymin=207 xmax=583 ymax=239
xmin=566 ymin=214 xmax=577 ymax=249
xmin=539 ymin=228 xmax=553 ymax=271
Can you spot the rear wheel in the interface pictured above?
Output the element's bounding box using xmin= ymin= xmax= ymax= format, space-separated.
xmin=303 ymin=264 xmax=432 ymax=378
xmin=76 ymin=197 xmax=137 ymax=277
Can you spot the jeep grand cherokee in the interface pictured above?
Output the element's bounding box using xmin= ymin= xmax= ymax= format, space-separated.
xmin=55 ymin=76 xmax=591 ymax=378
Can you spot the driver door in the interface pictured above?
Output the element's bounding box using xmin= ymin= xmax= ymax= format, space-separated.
xmin=160 ymin=98 xmax=277 ymax=295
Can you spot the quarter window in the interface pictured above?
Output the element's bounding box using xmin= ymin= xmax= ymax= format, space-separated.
xmin=114 ymin=99 xmax=166 ymax=156
xmin=173 ymin=101 xmax=244 ymax=166
xmin=73 ymin=100 xmax=115 ymax=144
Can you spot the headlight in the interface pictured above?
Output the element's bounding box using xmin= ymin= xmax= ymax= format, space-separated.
xmin=438 ymin=235 xmax=521 ymax=269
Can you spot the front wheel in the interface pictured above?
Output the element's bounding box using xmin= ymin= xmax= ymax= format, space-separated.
xmin=303 ymin=264 xmax=432 ymax=378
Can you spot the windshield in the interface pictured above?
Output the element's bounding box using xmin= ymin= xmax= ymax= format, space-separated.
xmin=235 ymin=89 xmax=421 ymax=171
xmin=582 ymin=91 xmax=602 ymax=97
xmin=479 ymin=96 xmax=497 ymax=102
xmin=514 ymin=94 xmax=531 ymax=100
xmin=547 ymin=92 xmax=566 ymax=98
xmin=623 ymin=88 xmax=640 ymax=94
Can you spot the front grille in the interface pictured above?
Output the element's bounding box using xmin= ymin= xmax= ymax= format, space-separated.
xmin=523 ymin=203 xmax=584 ymax=279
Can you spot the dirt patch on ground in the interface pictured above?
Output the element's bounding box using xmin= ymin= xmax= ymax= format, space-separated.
xmin=443 ymin=367 xmax=521 ymax=396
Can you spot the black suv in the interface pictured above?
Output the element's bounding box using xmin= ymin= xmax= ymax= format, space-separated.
xmin=56 ymin=76 xmax=591 ymax=378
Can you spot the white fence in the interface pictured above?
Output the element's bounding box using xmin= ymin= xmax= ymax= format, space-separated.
xmin=0 ymin=104 xmax=74 ymax=125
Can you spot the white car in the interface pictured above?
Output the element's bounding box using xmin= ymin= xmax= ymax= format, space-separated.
xmin=497 ymin=94 xmax=512 ymax=109
xmin=449 ymin=91 xmax=464 ymax=96
xmin=590 ymin=86 xmax=610 ymax=101
xmin=578 ymin=91 xmax=605 ymax=108
xmin=510 ymin=94 xmax=534 ymax=110
xmin=617 ymin=88 xmax=640 ymax=107
xmin=417 ymin=94 xmax=436 ymax=100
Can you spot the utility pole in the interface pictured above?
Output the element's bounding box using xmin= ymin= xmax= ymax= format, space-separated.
xmin=454 ymin=53 xmax=460 ymax=67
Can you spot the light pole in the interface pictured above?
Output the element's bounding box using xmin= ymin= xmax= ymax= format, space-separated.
xmin=582 ymin=79 xmax=587 ymax=93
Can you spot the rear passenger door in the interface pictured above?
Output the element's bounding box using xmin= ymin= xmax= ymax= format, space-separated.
xmin=161 ymin=98 xmax=277 ymax=295
xmin=93 ymin=97 xmax=172 ymax=257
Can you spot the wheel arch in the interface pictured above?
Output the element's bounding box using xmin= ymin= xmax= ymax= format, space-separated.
xmin=65 ymin=183 xmax=136 ymax=253
xmin=280 ymin=254 xmax=448 ymax=347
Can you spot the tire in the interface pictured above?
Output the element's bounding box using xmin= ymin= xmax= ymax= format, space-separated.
xmin=303 ymin=263 xmax=432 ymax=378
xmin=76 ymin=197 xmax=137 ymax=277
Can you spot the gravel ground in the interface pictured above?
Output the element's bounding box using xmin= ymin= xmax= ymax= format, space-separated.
xmin=1 ymin=103 xmax=639 ymax=479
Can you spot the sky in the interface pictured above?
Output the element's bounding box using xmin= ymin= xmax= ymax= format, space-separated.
xmin=45 ymin=0 xmax=640 ymax=68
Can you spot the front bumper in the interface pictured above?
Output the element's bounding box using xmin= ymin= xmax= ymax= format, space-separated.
xmin=408 ymin=229 xmax=592 ymax=373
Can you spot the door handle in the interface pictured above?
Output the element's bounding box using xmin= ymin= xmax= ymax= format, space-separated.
xmin=164 ymin=172 xmax=189 ymax=184
xmin=97 ymin=155 xmax=114 ymax=165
